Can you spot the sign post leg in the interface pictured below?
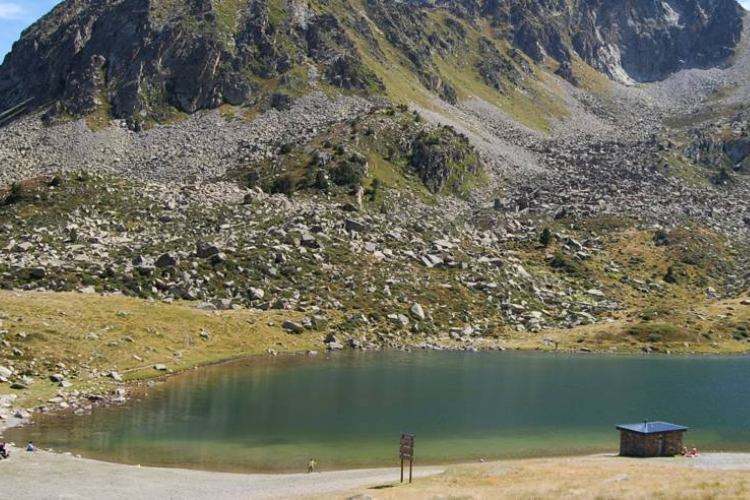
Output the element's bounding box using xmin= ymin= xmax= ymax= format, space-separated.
xmin=400 ymin=457 xmax=404 ymax=483
xmin=409 ymin=457 xmax=413 ymax=483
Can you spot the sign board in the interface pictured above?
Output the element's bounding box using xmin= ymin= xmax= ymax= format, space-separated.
xmin=399 ymin=433 xmax=414 ymax=458
xmin=399 ymin=433 xmax=415 ymax=483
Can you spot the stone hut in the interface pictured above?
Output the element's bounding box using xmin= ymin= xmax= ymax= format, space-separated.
xmin=616 ymin=421 xmax=688 ymax=457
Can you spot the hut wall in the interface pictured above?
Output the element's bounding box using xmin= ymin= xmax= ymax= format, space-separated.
xmin=619 ymin=430 xmax=685 ymax=457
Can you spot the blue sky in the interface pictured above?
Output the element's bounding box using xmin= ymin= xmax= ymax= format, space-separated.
xmin=1 ymin=0 xmax=750 ymax=61
xmin=1 ymin=0 xmax=60 ymax=61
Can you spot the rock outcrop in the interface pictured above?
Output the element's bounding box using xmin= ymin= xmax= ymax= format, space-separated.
xmin=0 ymin=0 xmax=744 ymax=123
xmin=0 ymin=0 xmax=382 ymax=125
xmin=441 ymin=0 xmax=744 ymax=83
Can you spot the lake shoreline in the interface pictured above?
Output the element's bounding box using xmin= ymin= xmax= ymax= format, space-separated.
xmin=6 ymin=349 xmax=750 ymax=476
xmin=2 ymin=290 xmax=749 ymax=477
xmin=4 ymin=343 xmax=748 ymax=435
xmin=2 ymin=290 xmax=749 ymax=423
xmin=2 ymin=447 xmax=750 ymax=499
xmin=4 ymin=344 xmax=750 ymax=464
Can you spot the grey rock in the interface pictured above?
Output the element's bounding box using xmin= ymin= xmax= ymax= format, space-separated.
xmin=345 ymin=219 xmax=368 ymax=232
xmin=27 ymin=267 xmax=46 ymax=279
xmin=196 ymin=242 xmax=220 ymax=259
xmin=282 ymin=320 xmax=305 ymax=334
xmin=410 ymin=302 xmax=426 ymax=321
xmin=155 ymin=252 xmax=178 ymax=268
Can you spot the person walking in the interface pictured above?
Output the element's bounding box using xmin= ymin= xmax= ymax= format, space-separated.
xmin=307 ymin=458 xmax=317 ymax=473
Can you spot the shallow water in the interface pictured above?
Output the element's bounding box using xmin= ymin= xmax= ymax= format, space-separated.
xmin=6 ymin=351 xmax=750 ymax=472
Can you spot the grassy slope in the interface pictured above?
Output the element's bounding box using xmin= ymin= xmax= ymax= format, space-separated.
xmin=496 ymin=295 xmax=750 ymax=355
xmin=2 ymin=282 xmax=748 ymax=411
xmin=503 ymin=223 xmax=750 ymax=354
xmin=0 ymin=291 xmax=322 ymax=408
xmin=345 ymin=5 xmax=571 ymax=132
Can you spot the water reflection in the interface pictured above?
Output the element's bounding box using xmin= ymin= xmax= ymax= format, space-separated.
xmin=6 ymin=351 xmax=750 ymax=472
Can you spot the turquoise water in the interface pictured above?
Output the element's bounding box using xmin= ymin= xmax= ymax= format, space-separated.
xmin=6 ymin=351 xmax=750 ymax=472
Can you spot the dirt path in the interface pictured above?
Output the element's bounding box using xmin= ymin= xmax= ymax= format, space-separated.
xmin=0 ymin=445 xmax=442 ymax=499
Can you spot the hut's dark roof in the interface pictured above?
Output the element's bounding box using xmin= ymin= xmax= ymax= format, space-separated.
xmin=616 ymin=421 xmax=688 ymax=434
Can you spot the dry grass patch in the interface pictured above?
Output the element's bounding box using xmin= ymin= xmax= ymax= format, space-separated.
xmin=0 ymin=291 xmax=323 ymax=406
xmin=341 ymin=455 xmax=750 ymax=499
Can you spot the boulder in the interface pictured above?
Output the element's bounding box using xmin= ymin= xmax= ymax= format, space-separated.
xmin=326 ymin=341 xmax=344 ymax=351
xmin=28 ymin=267 xmax=46 ymax=279
xmin=282 ymin=320 xmax=305 ymax=334
xmin=410 ymin=302 xmax=426 ymax=321
xmin=345 ymin=219 xmax=368 ymax=233
xmin=155 ymin=252 xmax=178 ymax=268
xmin=196 ymin=242 xmax=220 ymax=259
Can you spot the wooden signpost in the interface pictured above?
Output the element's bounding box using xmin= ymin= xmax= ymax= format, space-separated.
xmin=399 ymin=433 xmax=415 ymax=483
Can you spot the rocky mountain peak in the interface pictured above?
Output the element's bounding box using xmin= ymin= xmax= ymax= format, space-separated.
xmin=0 ymin=0 xmax=744 ymax=124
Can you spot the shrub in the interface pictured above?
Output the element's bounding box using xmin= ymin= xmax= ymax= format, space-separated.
xmin=270 ymin=174 xmax=297 ymax=195
xmin=330 ymin=156 xmax=367 ymax=187
xmin=313 ymin=169 xmax=330 ymax=190
xmin=244 ymin=171 xmax=260 ymax=188
xmin=711 ymin=166 xmax=732 ymax=186
xmin=5 ymin=182 xmax=23 ymax=204
xmin=368 ymin=177 xmax=381 ymax=201
xmin=539 ymin=227 xmax=552 ymax=247
xmin=626 ymin=322 xmax=683 ymax=342
xmin=653 ymin=229 xmax=670 ymax=246
xmin=664 ymin=265 xmax=678 ymax=283
xmin=549 ymin=251 xmax=583 ymax=277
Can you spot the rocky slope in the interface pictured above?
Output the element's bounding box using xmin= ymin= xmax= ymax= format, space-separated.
xmin=0 ymin=0 xmax=748 ymax=371
xmin=1 ymin=1 xmax=750 ymax=423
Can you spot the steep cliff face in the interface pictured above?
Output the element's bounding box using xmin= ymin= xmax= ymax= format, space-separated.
xmin=0 ymin=0 xmax=383 ymax=125
xmin=575 ymin=0 xmax=745 ymax=82
xmin=440 ymin=0 xmax=744 ymax=83
xmin=0 ymin=0 xmax=744 ymax=123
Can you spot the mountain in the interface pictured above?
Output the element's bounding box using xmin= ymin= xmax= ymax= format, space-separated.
xmin=0 ymin=0 xmax=743 ymax=124
xmin=0 ymin=0 xmax=749 ymax=359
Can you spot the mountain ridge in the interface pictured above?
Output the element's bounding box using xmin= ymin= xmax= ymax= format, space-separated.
xmin=0 ymin=0 xmax=744 ymax=125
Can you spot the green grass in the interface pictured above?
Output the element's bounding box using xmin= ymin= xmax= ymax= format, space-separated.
xmin=625 ymin=322 xmax=685 ymax=343
xmin=364 ymin=152 xmax=434 ymax=204
xmin=214 ymin=0 xmax=245 ymax=36
xmin=341 ymin=3 xmax=569 ymax=133
xmin=0 ymin=291 xmax=323 ymax=407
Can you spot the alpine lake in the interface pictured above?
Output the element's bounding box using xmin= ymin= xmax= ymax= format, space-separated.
xmin=6 ymin=351 xmax=750 ymax=472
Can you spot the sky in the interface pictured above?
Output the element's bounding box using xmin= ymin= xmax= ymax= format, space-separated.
xmin=0 ymin=0 xmax=60 ymax=60
xmin=1 ymin=0 xmax=750 ymax=61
